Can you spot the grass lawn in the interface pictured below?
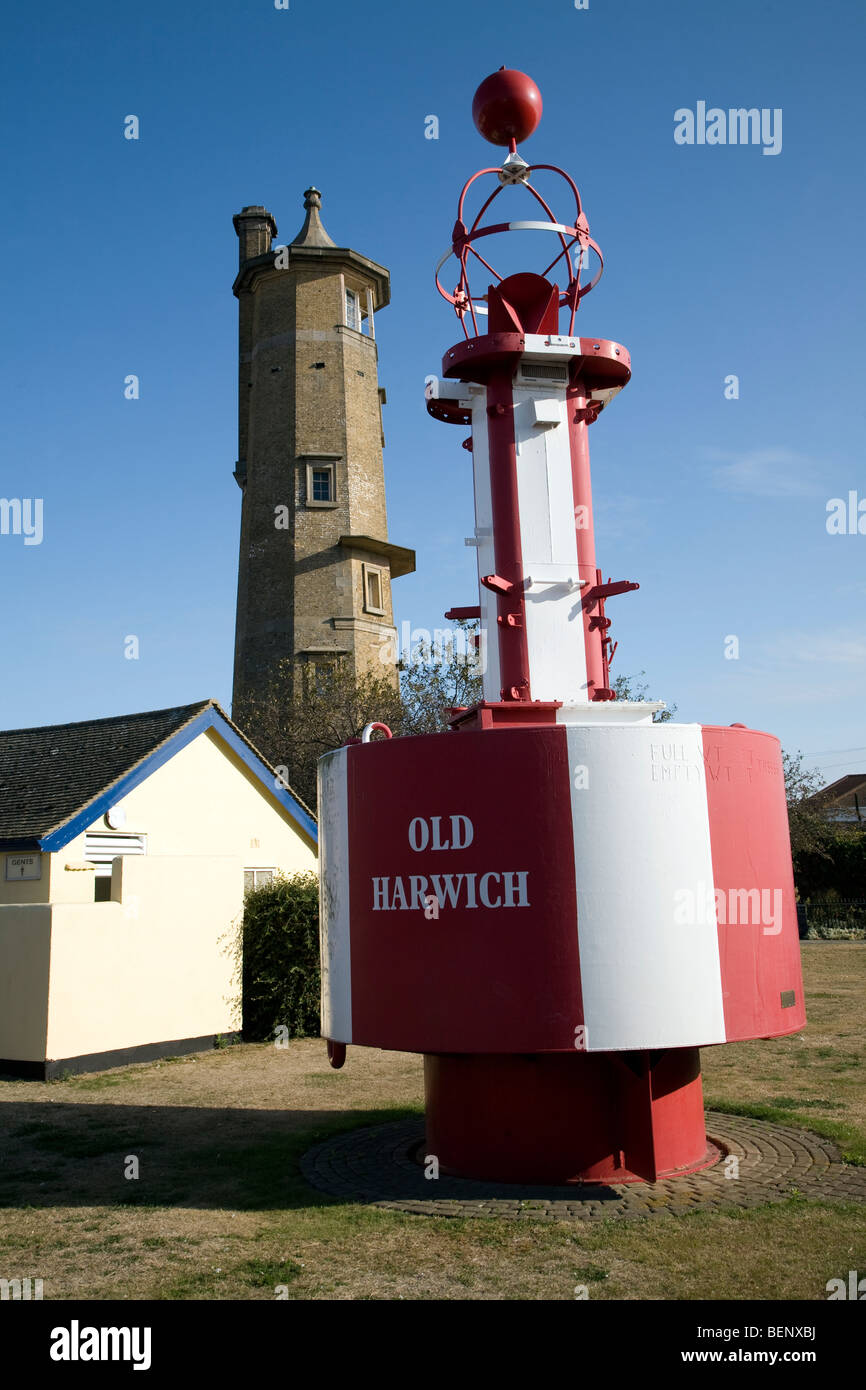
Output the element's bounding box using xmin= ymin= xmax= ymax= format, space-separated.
xmin=0 ymin=943 xmax=863 ymax=1300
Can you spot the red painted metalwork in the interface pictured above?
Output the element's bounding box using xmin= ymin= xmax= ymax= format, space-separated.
xmin=426 ymin=395 xmax=471 ymax=426
xmin=702 ymin=727 xmax=806 ymax=1042
xmin=480 ymin=573 xmax=513 ymax=595
xmin=334 ymin=726 xmax=804 ymax=1050
xmin=319 ymin=70 xmax=805 ymax=1189
xmin=434 ymin=129 xmax=635 ymax=707
xmin=345 ymin=728 xmax=584 ymax=1053
xmin=488 ymin=273 xmax=559 ymax=335
xmin=361 ymin=722 xmax=393 ymax=741
xmin=422 ymin=72 xmax=687 ymax=1171
xmin=424 ymin=1050 xmax=712 ymax=1183
xmin=325 ymin=721 xmax=803 ymax=1180
xmin=584 ymin=578 xmax=642 ymax=603
xmin=436 ymin=151 xmax=604 ymax=340
xmin=567 ymin=375 xmax=604 ymax=697
xmin=449 ymin=700 xmax=561 ymax=731
xmin=441 ymin=331 xmax=524 ymax=380
xmin=440 ymin=334 xmax=630 ymax=394
xmin=472 ymin=68 xmax=543 ymax=147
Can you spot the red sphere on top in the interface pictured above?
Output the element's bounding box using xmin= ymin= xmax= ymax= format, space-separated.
xmin=472 ymin=67 xmax=542 ymax=146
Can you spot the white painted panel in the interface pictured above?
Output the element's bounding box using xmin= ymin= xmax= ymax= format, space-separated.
xmin=512 ymin=389 xmax=588 ymax=703
xmin=532 ymin=398 xmax=561 ymax=426
xmin=513 ymin=394 xmax=556 ymax=563
xmin=471 ymin=399 xmax=500 ymax=703
xmin=84 ymin=833 xmax=147 ymax=879
xmin=556 ymin=701 xmax=661 ymax=726
xmin=84 ymin=833 xmax=147 ymax=860
xmin=565 ymin=723 xmax=726 ymax=1050
xmin=544 ymin=415 xmax=581 ymax=568
xmin=524 ymin=564 xmax=582 ymax=586
xmin=317 ymin=748 xmax=351 ymax=1042
xmin=523 ymin=335 xmax=581 ymax=355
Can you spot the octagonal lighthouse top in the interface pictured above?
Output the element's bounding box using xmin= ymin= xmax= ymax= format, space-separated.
xmin=427 ymin=69 xmax=642 ymax=723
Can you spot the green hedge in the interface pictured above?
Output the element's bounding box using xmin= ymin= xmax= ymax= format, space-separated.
xmin=794 ymin=828 xmax=866 ymax=900
xmin=241 ymin=871 xmax=321 ymax=1041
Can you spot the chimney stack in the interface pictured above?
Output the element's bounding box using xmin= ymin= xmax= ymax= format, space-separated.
xmin=232 ymin=205 xmax=277 ymax=264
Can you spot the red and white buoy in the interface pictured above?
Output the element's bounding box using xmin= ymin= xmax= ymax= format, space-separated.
xmin=317 ymin=70 xmax=805 ymax=1184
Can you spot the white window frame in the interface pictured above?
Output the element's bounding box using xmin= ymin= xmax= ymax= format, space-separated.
xmin=345 ymin=286 xmax=361 ymax=331
xmin=305 ymin=460 xmax=337 ymax=508
xmin=362 ymin=562 xmax=385 ymax=616
xmin=244 ymin=867 xmax=276 ymax=894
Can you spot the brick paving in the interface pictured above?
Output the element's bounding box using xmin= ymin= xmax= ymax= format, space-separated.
xmin=299 ymin=1112 xmax=866 ymax=1220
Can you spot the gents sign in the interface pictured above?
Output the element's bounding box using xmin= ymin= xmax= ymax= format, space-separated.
xmin=5 ymin=854 xmax=41 ymax=881
xmin=372 ymin=814 xmax=530 ymax=912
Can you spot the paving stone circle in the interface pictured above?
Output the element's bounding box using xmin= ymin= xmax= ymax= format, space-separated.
xmin=300 ymin=1112 xmax=866 ymax=1220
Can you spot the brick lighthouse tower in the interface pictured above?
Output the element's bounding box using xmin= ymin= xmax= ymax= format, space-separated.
xmin=230 ymin=188 xmax=415 ymax=717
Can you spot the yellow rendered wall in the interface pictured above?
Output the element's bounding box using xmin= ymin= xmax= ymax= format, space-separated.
xmin=0 ymin=855 xmax=51 ymax=905
xmin=35 ymin=725 xmax=316 ymax=906
xmin=1 ymin=726 xmax=317 ymax=1061
xmin=44 ymin=855 xmax=242 ymax=1060
xmin=0 ymin=907 xmax=51 ymax=1060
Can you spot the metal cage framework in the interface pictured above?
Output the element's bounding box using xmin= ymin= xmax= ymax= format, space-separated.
xmin=435 ymin=161 xmax=604 ymax=339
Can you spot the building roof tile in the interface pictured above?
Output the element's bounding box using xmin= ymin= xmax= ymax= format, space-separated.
xmin=0 ymin=699 xmax=315 ymax=848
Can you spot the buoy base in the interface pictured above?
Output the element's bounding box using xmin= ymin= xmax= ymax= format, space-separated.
xmin=423 ymin=1047 xmax=711 ymax=1184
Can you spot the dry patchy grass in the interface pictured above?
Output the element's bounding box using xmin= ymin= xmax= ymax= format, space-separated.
xmin=703 ymin=943 xmax=865 ymax=1158
xmin=0 ymin=943 xmax=862 ymax=1301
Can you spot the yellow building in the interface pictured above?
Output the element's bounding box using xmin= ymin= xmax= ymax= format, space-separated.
xmin=0 ymin=699 xmax=316 ymax=1078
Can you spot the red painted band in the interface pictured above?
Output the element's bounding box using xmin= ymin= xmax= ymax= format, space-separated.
xmin=701 ymin=726 xmax=806 ymax=1041
xmin=566 ymin=377 xmax=604 ymax=695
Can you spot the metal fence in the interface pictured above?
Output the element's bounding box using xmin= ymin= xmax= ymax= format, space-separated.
xmin=799 ymin=899 xmax=866 ymax=939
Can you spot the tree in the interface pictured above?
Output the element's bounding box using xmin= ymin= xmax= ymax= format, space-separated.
xmin=233 ymin=621 xmax=484 ymax=808
xmin=780 ymin=748 xmax=866 ymax=905
xmin=397 ymin=622 xmax=483 ymax=734
xmin=236 ymin=635 xmax=678 ymax=808
xmin=611 ymin=670 xmax=676 ymax=722
xmin=781 ymin=748 xmax=836 ymax=860
xmin=234 ymin=659 xmax=405 ymax=810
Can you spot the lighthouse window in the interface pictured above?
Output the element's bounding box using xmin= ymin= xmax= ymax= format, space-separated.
xmin=363 ymin=563 xmax=385 ymax=615
xmin=305 ymin=460 xmax=336 ymax=507
xmin=345 ymin=288 xmax=361 ymax=331
xmin=299 ymin=653 xmax=342 ymax=696
xmin=312 ymin=468 xmax=331 ymax=501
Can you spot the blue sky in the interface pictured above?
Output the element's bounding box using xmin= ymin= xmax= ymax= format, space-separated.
xmin=0 ymin=0 xmax=862 ymax=785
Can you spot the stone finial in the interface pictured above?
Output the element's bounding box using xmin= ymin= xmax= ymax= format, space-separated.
xmin=291 ymin=186 xmax=337 ymax=249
